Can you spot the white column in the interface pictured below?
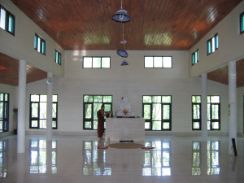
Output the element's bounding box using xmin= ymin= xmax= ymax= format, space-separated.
xmin=17 ymin=60 xmax=26 ymax=154
xmin=228 ymin=61 xmax=237 ymax=154
xmin=201 ymin=73 xmax=208 ymax=139
xmin=47 ymin=72 xmax=53 ymax=141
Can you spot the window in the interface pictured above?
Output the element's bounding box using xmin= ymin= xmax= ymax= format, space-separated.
xmin=192 ymin=95 xmax=220 ymax=131
xmin=0 ymin=5 xmax=15 ymax=35
xmin=240 ymin=12 xmax=244 ymax=34
xmin=142 ymin=140 xmax=171 ymax=176
xmin=83 ymin=57 xmax=111 ymax=68
xmin=0 ymin=93 xmax=9 ymax=133
xmin=34 ymin=34 xmax=46 ymax=55
xmin=207 ymin=96 xmax=220 ymax=130
xmin=144 ymin=56 xmax=172 ymax=68
xmin=192 ymin=96 xmax=201 ymax=130
xmin=143 ymin=95 xmax=172 ymax=131
xmin=83 ymin=95 xmax=112 ymax=130
xmin=207 ymin=34 xmax=219 ymax=55
xmin=30 ymin=94 xmax=58 ymax=129
xmin=192 ymin=49 xmax=199 ymax=65
xmin=54 ymin=50 xmax=61 ymax=65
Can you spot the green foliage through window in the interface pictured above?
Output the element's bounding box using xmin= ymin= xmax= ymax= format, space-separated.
xmin=143 ymin=95 xmax=172 ymax=131
xmin=83 ymin=95 xmax=112 ymax=130
xmin=0 ymin=93 xmax=9 ymax=132
xmin=30 ymin=94 xmax=58 ymax=129
xmin=192 ymin=95 xmax=220 ymax=131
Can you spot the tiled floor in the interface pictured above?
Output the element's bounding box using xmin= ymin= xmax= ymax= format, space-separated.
xmin=0 ymin=135 xmax=244 ymax=183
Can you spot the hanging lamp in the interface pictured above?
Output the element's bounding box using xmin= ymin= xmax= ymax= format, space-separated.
xmin=112 ymin=0 xmax=131 ymax=23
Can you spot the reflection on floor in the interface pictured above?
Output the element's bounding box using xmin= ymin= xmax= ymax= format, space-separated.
xmin=0 ymin=135 xmax=243 ymax=183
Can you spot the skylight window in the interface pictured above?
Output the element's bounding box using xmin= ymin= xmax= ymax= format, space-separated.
xmin=192 ymin=49 xmax=199 ymax=65
xmin=83 ymin=56 xmax=111 ymax=68
xmin=34 ymin=34 xmax=46 ymax=55
xmin=145 ymin=56 xmax=172 ymax=68
xmin=55 ymin=50 xmax=62 ymax=65
xmin=0 ymin=5 xmax=15 ymax=35
xmin=207 ymin=34 xmax=218 ymax=55
xmin=240 ymin=12 xmax=244 ymax=34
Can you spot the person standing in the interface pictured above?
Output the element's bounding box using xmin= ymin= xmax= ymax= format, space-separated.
xmin=97 ymin=104 xmax=106 ymax=148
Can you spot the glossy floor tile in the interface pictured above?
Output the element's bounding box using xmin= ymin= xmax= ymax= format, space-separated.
xmin=0 ymin=135 xmax=244 ymax=183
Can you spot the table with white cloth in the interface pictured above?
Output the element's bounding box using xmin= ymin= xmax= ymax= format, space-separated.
xmin=106 ymin=117 xmax=145 ymax=143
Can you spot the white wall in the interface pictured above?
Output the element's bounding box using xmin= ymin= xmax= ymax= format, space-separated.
xmin=0 ymin=0 xmax=63 ymax=76
xmin=190 ymin=1 xmax=244 ymax=76
xmin=25 ymin=50 xmax=229 ymax=135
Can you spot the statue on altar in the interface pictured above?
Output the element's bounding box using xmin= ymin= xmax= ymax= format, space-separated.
xmin=116 ymin=96 xmax=132 ymax=117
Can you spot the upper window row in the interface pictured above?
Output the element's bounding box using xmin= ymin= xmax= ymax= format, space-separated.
xmin=34 ymin=34 xmax=62 ymax=65
xmin=0 ymin=5 xmax=15 ymax=35
xmin=82 ymin=56 xmax=173 ymax=69
xmin=83 ymin=56 xmax=111 ymax=68
xmin=145 ymin=56 xmax=172 ymax=68
xmin=0 ymin=4 xmax=61 ymax=65
xmin=192 ymin=11 xmax=244 ymax=65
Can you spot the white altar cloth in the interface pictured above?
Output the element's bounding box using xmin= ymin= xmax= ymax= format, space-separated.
xmin=106 ymin=118 xmax=145 ymax=143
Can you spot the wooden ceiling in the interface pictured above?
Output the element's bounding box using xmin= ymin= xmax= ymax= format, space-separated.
xmin=0 ymin=53 xmax=47 ymax=86
xmin=11 ymin=0 xmax=242 ymax=50
xmin=1 ymin=0 xmax=243 ymax=86
xmin=208 ymin=59 xmax=244 ymax=87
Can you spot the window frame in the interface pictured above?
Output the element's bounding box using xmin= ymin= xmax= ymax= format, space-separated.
xmin=192 ymin=95 xmax=201 ymax=130
xmin=83 ymin=95 xmax=113 ymax=130
xmin=192 ymin=49 xmax=199 ymax=65
xmin=207 ymin=96 xmax=221 ymax=131
xmin=144 ymin=56 xmax=173 ymax=69
xmin=29 ymin=94 xmax=58 ymax=129
xmin=0 ymin=93 xmax=9 ymax=133
xmin=142 ymin=95 xmax=172 ymax=131
xmin=240 ymin=11 xmax=244 ymax=34
xmin=207 ymin=33 xmax=219 ymax=55
xmin=54 ymin=49 xmax=62 ymax=65
xmin=0 ymin=5 xmax=15 ymax=35
xmin=191 ymin=95 xmax=221 ymax=131
xmin=82 ymin=56 xmax=111 ymax=69
xmin=34 ymin=34 xmax=46 ymax=55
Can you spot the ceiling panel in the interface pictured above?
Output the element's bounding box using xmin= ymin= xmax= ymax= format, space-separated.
xmin=11 ymin=0 xmax=242 ymax=50
xmin=208 ymin=59 xmax=244 ymax=87
xmin=0 ymin=53 xmax=47 ymax=86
